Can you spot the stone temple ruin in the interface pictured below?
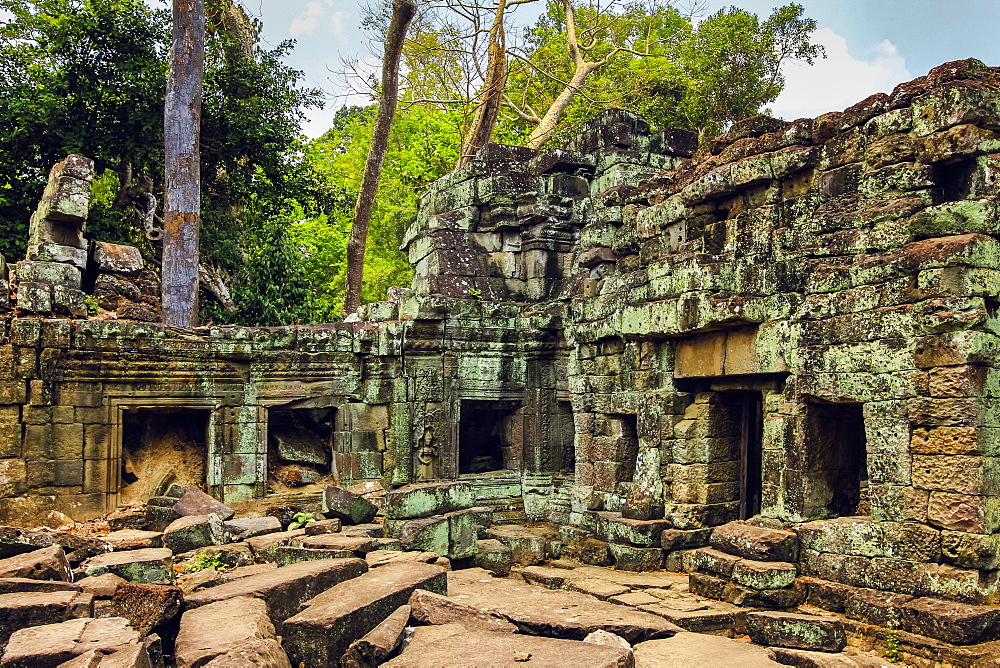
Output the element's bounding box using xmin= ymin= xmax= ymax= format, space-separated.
xmin=4 ymin=59 xmax=1000 ymax=664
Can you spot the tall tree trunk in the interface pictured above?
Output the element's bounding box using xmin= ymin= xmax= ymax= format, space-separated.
xmin=162 ymin=0 xmax=205 ymax=327
xmin=525 ymin=61 xmax=597 ymax=149
xmin=459 ymin=0 xmax=508 ymax=165
xmin=343 ymin=0 xmax=417 ymax=315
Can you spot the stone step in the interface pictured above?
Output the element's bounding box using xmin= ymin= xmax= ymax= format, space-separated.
xmin=282 ymin=561 xmax=447 ymax=666
xmin=746 ymin=611 xmax=847 ymax=653
xmin=710 ymin=522 xmax=798 ymax=562
xmin=184 ymin=558 xmax=367 ymax=624
xmin=381 ymin=623 xmax=634 ymax=668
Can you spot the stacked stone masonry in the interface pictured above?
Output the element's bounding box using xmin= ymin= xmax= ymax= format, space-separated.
xmin=1 ymin=59 xmax=1000 ymax=645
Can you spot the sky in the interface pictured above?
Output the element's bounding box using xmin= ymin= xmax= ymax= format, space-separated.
xmin=243 ymin=0 xmax=1000 ymax=137
xmin=3 ymin=1 xmax=998 ymax=137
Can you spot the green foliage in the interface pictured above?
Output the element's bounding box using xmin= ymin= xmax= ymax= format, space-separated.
xmin=287 ymin=511 xmax=318 ymax=530
xmin=184 ymin=552 xmax=228 ymax=573
xmin=299 ymin=103 xmax=461 ymax=314
xmin=84 ymin=294 xmax=100 ymax=315
xmin=0 ymin=0 xmax=333 ymax=324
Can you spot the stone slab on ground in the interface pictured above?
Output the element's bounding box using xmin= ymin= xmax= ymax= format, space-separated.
xmin=323 ymin=486 xmax=379 ymax=525
xmin=382 ymin=481 xmax=474 ymax=519
xmin=184 ymin=557 xmax=367 ymax=624
xmin=171 ymin=487 xmax=234 ymax=521
xmin=633 ymin=633 xmax=781 ymax=667
xmin=637 ymin=600 xmax=738 ymax=633
xmin=83 ymin=548 xmax=173 ymax=585
xmin=447 ymin=568 xmax=682 ymax=643
xmin=0 ymin=577 xmax=81 ymax=594
xmin=409 ymin=588 xmax=517 ymax=632
xmin=202 ymin=639 xmax=291 ymax=668
xmin=223 ymin=517 xmax=282 ymax=540
xmin=282 ymin=561 xmax=447 ymax=666
xmin=0 ymin=590 xmax=94 ymax=644
xmin=564 ymin=577 xmax=631 ymax=600
xmin=57 ymin=643 xmax=154 ymax=668
xmin=245 ymin=529 xmax=306 ymax=562
xmin=99 ymin=530 xmax=162 ymax=551
xmin=747 ymin=612 xmax=847 ymax=653
xmin=382 ymin=623 xmax=635 ymax=668
xmin=1 ymin=617 xmax=140 ymax=668
xmin=767 ymin=647 xmax=889 ymax=667
xmin=174 ymin=596 xmax=279 ymax=668
xmin=366 ymin=550 xmax=439 ymax=568
xmin=161 ymin=515 xmax=228 ymax=554
xmin=0 ymin=545 xmax=72 ymax=581
xmin=711 ymin=522 xmax=799 ymax=562
xmin=340 ymin=604 xmax=411 ymax=668
xmin=299 ymin=534 xmax=380 ymax=553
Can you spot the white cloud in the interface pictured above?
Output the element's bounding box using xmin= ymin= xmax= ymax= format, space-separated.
xmin=290 ymin=2 xmax=326 ymax=37
xmin=330 ymin=10 xmax=348 ymax=44
xmin=768 ymin=28 xmax=912 ymax=120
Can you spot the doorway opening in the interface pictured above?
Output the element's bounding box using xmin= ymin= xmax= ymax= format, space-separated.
xmin=119 ymin=408 xmax=210 ymax=506
xmin=459 ymin=400 xmax=520 ymax=474
xmin=718 ymin=392 xmax=763 ymax=520
xmin=804 ymin=403 xmax=868 ymax=518
xmin=267 ymin=407 xmax=334 ymax=491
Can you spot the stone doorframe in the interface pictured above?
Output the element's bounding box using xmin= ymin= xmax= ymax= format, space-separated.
xmin=107 ymin=396 xmax=223 ymax=508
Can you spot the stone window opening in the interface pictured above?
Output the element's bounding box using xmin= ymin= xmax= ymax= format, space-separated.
xmin=933 ymin=158 xmax=977 ymax=203
xmin=458 ymin=400 xmax=520 ymax=475
xmin=267 ymin=407 xmax=334 ymax=491
xmin=803 ymin=402 xmax=869 ymax=519
xmin=119 ymin=407 xmax=211 ymax=506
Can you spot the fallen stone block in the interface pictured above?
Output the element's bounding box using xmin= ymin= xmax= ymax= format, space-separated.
xmin=143 ymin=506 xmax=181 ymax=533
xmin=178 ymin=567 xmax=223 ymax=595
xmin=282 ymin=561 xmax=447 ymax=666
xmin=409 ymin=588 xmax=517 ymax=632
xmin=1 ymin=617 xmax=140 ymax=668
xmin=162 ymin=515 xmax=228 ymax=554
xmin=202 ymin=639 xmax=291 ymax=668
xmin=731 ymin=559 xmax=797 ymax=590
xmin=0 ymin=545 xmax=72 ymax=581
xmin=340 ymin=605 xmax=411 ymax=668
xmin=274 ymin=546 xmax=354 ymax=566
xmin=383 ymin=481 xmax=474 ymax=520
xmin=341 ymin=523 xmax=384 ymax=538
xmin=91 ymin=241 xmax=144 ymax=274
xmin=324 ymin=486 xmax=379 ymax=525
xmin=109 ymin=583 xmax=183 ymax=638
xmin=171 ymin=487 xmax=234 ymax=521
xmin=76 ymin=574 xmax=126 ymax=598
xmin=0 ymin=577 xmax=81 ymax=594
xmin=222 ymin=516 xmax=281 ymax=540
xmin=84 ymin=548 xmax=173 ymax=585
xmin=447 ymin=568 xmax=681 ymax=643
xmin=245 ymin=529 xmax=305 ymax=562
xmin=723 ymin=580 xmax=806 ymax=609
xmin=0 ymin=526 xmax=41 ymax=559
xmin=393 ymin=516 xmax=450 ymax=556
xmin=192 ymin=543 xmax=253 ymax=570
xmin=174 ymin=597 xmax=277 ymax=668
xmin=584 ymin=629 xmax=633 ymax=651
xmin=381 ymin=623 xmax=635 ymax=668
xmin=486 ymin=525 xmax=555 ymax=566
xmin=99 ymin=531 xmax=162 ymax=551
xmin=299 ymin=534 xmax=381 ymax=553
xmin=447 ymin=508 xmax=485 ymax=559
xmin=366 ymin=550 xmax=439 ymax=568
xmin=594 ymin=512 xmax=672 ymax=547
xmin=184 ymin=558 xmax=367 ymax=624
xmin=0 ymin=590 xmax=94 ymax=644
xmin=634 ymin=632 xmax=780 ymax=667
xmin=472 ymin=539 xmax=512 ymax=576
xmin=711 ymin=522 xmax=799 ymax=562
xmin=767 ymin=646 xmax=888 ymax=667
xmin=304 ymin=518 xmax=342 ymax=536
xmin=746 ymin=611 xmax=846 ymax=653
xmin=688 ymin=547 xmax=741 ymax=577
xmin=57 ymin=643 xmax=154 ymax=668
xmin=898 ymin=596 xmax=1000 ymax=645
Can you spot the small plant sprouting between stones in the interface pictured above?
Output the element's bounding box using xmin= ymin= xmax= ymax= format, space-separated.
xmin=184 ymin=552 xmax=228 ymax=573
xmin=885 ymin=609 xmax=901 ymax=663
xmin=288 ymin=511 xmax=318 ymax=530
xmin=468 ymin=287 xmax=482 ymax=299
xmin=84 ymin=295 xmax=100 ymax=315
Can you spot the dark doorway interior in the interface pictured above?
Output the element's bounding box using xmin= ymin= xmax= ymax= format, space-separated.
xmin=120 ymin=408 xmax=210 ymax=505
xmin=267 ymin=407 xmax=334 ymax=490
xmin=804 ymin=403 xmax=868 ymax=518
xmin=459 ymin=400 xmax=519 ymax=474
xmin=719 ymin=392 xmax=764 ymax=520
